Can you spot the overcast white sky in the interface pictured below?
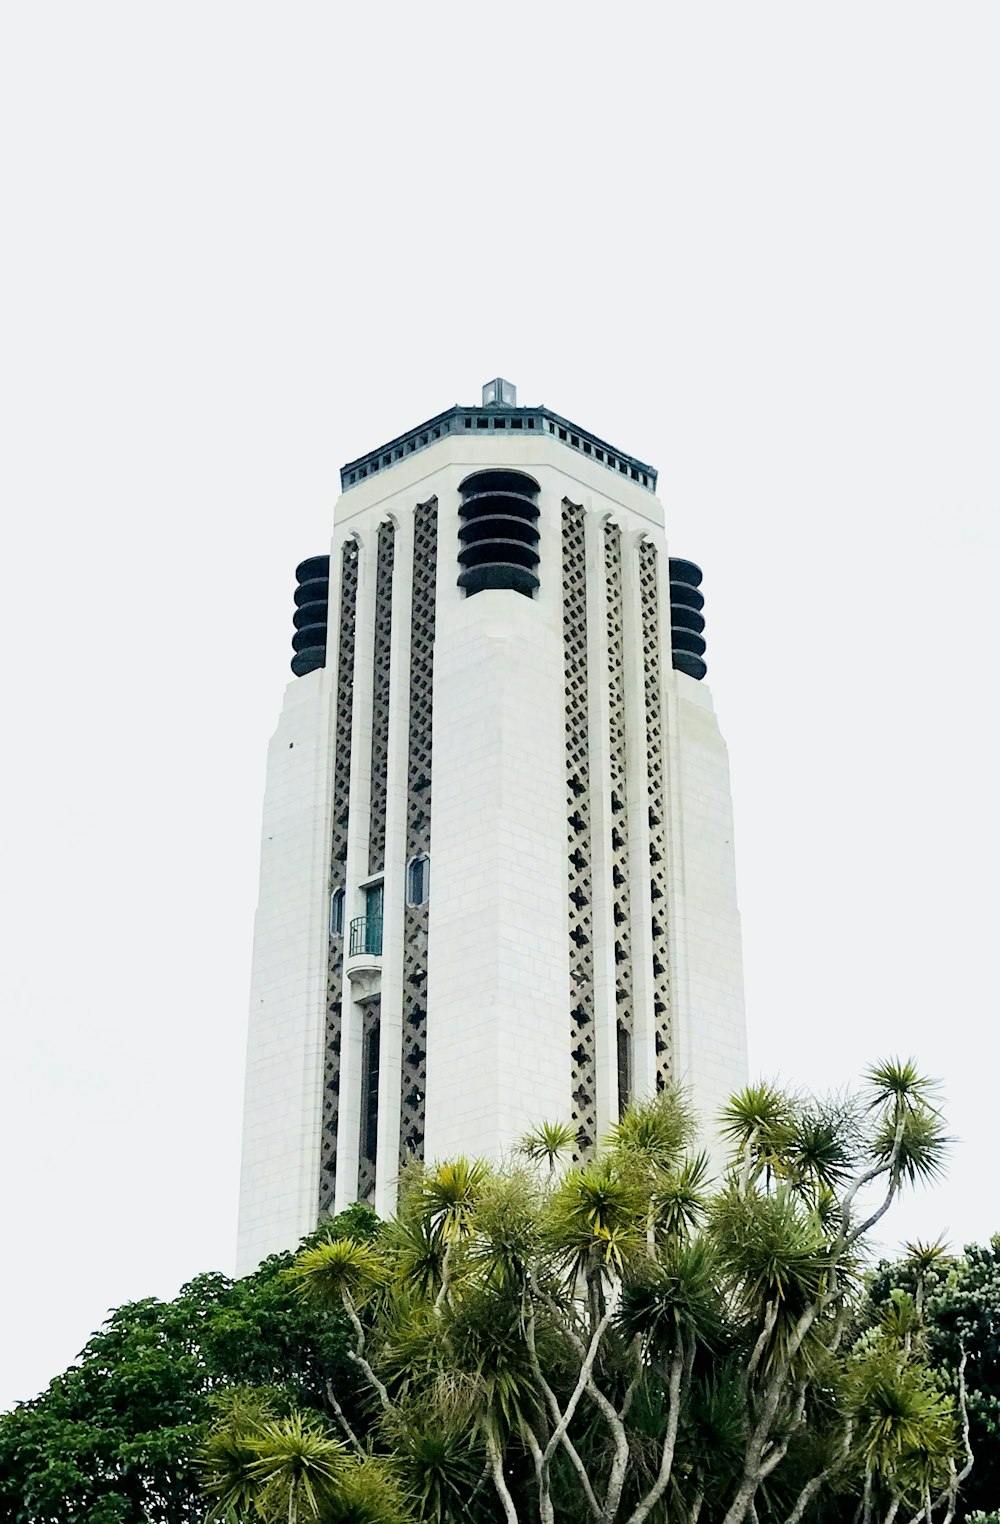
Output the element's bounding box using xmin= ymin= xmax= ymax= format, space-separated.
xmin=1 ymin=4 xmax=998 ymax=1411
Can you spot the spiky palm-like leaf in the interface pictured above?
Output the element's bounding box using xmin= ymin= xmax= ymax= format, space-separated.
xmin=323 ymin=1455 xmax=411 ymax=1524
xmin=380 ymin=1213 xmax=446 ymax=1302
xmin=202 ymin=1389 xmax=282 ymax=1521
xmin=785 ymin=1103 xmax=858 ymax=1196
xmin=618 ymin=1237 xmax=724 ymax=1358
xmin=711 ymin=1185 xmax=835 ymax=1373
xmin=872 ymin=1288 xmax=922 ymax=1353
xmin=545 ymin=1155 xmax=646 ymax=1281
xmin=607 ymin=1086 xmax=696 ymax=1171
xmin=376 ymin=1287 xmax=440 ymax=1399
xmin=719 ymin=1082 xmax=795 ymax=1180
xmin=678 ymin=1365 xmax=748 ymax=1507
xmin=443 ymin=1281 xmax=542 ymax=1432
xmin=872 ymin=1105 xmax=950 ymax=1186
xmin=653 ymin=1151 xmax=710 ymax=1242
xmin=851 ymin=1353 xmax=957 ymax=1483
xmin=416 ymin=1159 xmax=490 ymax=1245
xmin=247 ymin=1413 xmax=346 ymax=1523
xmin=518 ymin=1120 xmax=578 ymax=1174
xmin=865 ymin=1058 xmax=941 ymax=1115
xmin=288 ymin=1237 xmax=386 ymax=1310
xmin=903 ymin=1236 xmax=952 ymax=1275
xmin=202 ymin=1424 xmax=264 ymax=1522
xmin=466 ymin=1167 xmax=541 ymax=1288
xmin=380 ymin=1401 xmax=483 ymax=1524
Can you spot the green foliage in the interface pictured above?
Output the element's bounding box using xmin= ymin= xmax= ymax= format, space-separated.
xmin=196 ymin=1062 xmax=964 ymax=1524
xmin=544 ymin=1153 xmax=647 ymax=1279
xmin=518 ymin=1119 xmax=578 ymax=1175
xmin=0 ymin=1207 xmax=378 ymax=1524
xmin=289 ymin=1237 xmax=387 ymax=1309
xmin=617 ymin=1237 xmax=724 ymax=1357
xmin=868 ymin=1232 xmax=1000 ymax=1518
xmin=3 ymin=1066 xmax=972 ymax=1524
xmin=378 ymin=1399 xmax=484 ymax=1524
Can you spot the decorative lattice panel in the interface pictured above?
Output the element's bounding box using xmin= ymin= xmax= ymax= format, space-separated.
xmin=357 ymin=999 xmax=381 ymax=1203
xmin=639 ymin=541 xmax=672 ymax=1089
xmin=399 ymin=501 xmax=437 ymax=1169
xmin=319 ymin=538 xmax=360 ymax=1217
xmin=368 ymin=523 xmax=395 ymax=878
xmin=563 ymin=502 xmax=597 ymax=1159
xmin=604 ymin=522 xmax=634 ymax=1113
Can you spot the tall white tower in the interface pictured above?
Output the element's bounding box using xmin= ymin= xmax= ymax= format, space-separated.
xmin=236 ymin=383 xmax=747 ymax=1274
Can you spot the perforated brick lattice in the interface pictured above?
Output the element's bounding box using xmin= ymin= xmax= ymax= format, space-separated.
xmin=368 ymin=523 xmax=395 ymax=878
xmin=604 ymin=522 xmax=634 ymax=1109
xmin=319 ymin=537 xmax=359 ymax=1217
xmin=563 ymin=501 xmax=597 ymax=1159
xmin=639 ymin=540 xmax=672 ymax=1089
xmin=399 ymin=501 xmax=437 ymax=1170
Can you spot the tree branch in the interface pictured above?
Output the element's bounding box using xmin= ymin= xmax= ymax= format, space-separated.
xmin=625 ymin=1332 xmax=693 ymax=1524
xmin=323 ymin=1377 xmax=364 ymax=1457
xmin=523 ymin=1289 xmax=601 ymax=1521
xmin=759 ymin=1379 xmax=807 ymax=1480
xmin=743 ymin=1300 xmax=778 ymax=1394
xmin=901 ymin=1348 xmax=973 ymax=1524
xmin=434 ymin=1241 xmax=453 ymax=1317
xmin=487 ymin=1428 xmax=520 ymax=1524
xmin=722 ymin=1302 xmax=820 ymax=1524
xmin=540 ymin=1291 xmax=619 ymax=1474
xmin=782 ymin=1418 xmax=853 ymax=1524
xmin=537 ymin=1276 xmax=632 ymax=1522
xmin=343 ymin=1349 xmax=391 ymax=1413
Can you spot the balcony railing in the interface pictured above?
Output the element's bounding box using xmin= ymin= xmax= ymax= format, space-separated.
xmin=349 ymin=914 xmax=383 ymax=958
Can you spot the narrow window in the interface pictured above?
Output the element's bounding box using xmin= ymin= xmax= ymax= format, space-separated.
xmin=364 ymin=880 xmax=383 ymax=954
xmin=407 ymin=853 xmax=430 ymax=906
xmin=361 ymin=1018 xmax=381 ymax=1164
xmin=329 ymin=887 xmax=345 ymax=937
xmin=617 ymin=1022 xmax=632 ymax=1118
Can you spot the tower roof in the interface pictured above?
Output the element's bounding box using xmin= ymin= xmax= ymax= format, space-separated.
xmin=340 ymin=390 xmax=658 ymax=494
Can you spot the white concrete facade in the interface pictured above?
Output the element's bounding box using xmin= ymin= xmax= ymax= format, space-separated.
xmin=236 ymin=671 xmax=335 ymax=1274
xmin=236 ymin=399 xmax=748 ymax=1275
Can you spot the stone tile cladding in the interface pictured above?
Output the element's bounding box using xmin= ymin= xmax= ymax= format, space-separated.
xmin=605 ymin=521 xmax=634 ymax=1100
xmin=639 ymin=539 xmax=672 ymax=1090
xmin=318 ymin=538 xmax=359 ymax=1218
xmin=563 ymin=501 xmax=597 ymax=1159
xmin=399 ymin=501 xmax=437 ymax=1168
xmin=367 ymin=522 xmax=395 ymax=878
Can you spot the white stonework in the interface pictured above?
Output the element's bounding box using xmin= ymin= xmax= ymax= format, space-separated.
xmin=236 ymin=671 xmax=335 ymax=1275
xmin=662 ymin=673 xmax=748 ymax=1170
xmin=236 ymin=391 xmax=749 ymax=1275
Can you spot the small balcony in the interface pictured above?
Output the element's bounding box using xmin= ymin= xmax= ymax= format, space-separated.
xmin=349 ymin=914 xmax=383 ymax=958
xmin=345 ymin=913 xmax=383 ymax=1000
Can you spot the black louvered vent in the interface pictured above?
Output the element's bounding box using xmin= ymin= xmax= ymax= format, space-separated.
xmin=668 ymin=558 xmax=707 ymax=680
xmin=458 ymin=469 xmax=540 ymax=597
xmin=291 ymin=554 xmax=330 ymax=676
